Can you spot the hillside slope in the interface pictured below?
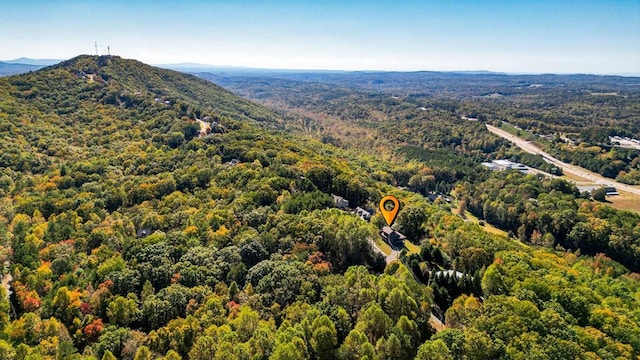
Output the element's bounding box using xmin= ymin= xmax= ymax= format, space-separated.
xmin=0 ymin=55 xmax=282 ymax=174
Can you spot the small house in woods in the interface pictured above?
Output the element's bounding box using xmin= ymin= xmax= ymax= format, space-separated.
xmin=427 ymin=193 xmax=451 ymax=203
xmin=136 ymin=228 xmax=151 ymax=238
xmin=380 ymin=226 xmax=406 ymax=247
xmin=332 ymin=194 xmax=349 ymax=209
xmin=355 ymin=207 xmax=372 ymax=221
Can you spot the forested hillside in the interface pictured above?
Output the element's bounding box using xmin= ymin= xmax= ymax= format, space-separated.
xmin=202 ymin=71 xmax=640 ymax=183
xmin=0 ymin=56 xmax=638 ymax=359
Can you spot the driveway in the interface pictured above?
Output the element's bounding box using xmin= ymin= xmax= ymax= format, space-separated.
xmin=369 ymin=239 xmax=400 ymax=264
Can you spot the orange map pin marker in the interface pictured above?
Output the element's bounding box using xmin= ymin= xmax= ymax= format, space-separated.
xmin=379 ymin=195 xmax=400 ymax=226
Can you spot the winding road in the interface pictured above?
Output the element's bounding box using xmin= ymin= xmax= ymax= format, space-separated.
xmin=196 ymin=119 xmax=211 ymax=136
xmin=486 ymin=124 xmax=640 ymax=196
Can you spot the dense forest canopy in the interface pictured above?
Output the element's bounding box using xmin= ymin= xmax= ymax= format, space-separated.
xmin=0 ymin=56 xmax=638 ymax=359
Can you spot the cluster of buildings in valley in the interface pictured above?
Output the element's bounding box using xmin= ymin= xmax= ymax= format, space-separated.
xmin=332 ymin=194 xmax=407 ymax=249
xmin=609 ymin=136 xmax=640 ymax=150
xmin=481 ymin=159 xmax=528 ymax=173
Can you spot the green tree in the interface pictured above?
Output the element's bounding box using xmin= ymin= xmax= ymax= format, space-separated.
xmin=231 ymin=307 xmax=260 ymax=342
xmin=355 ymin=303 xmax=393 ymax=343
xmin=188 ymin=335 xmax=217 ymax=360
xmin=270 ymin=342 xmax=305 ymax=360
xmin=415 ymin=339 xmax=454 ymax=360
xmin=481 ymin=264 xmax=505 ymax=295
xmin=167 ymin=132 xmax=185 ymax=148
xmin=464 ymin=328 xmax=501 ymax=359
xmin=102 ymin=350 xmax=117 ymax=360
xmin=376 ymin=333 xmax=402 ymax=360
xmin=391 ymin=316 xmax=421 ymax=359
xmin=396 ymin=206 xmax=427 ymax=242
xmin=337 ymin=329 xmax=375 ymax=360
xmin=249 ymin=325 xmax=276 ymax=359
xmin=0 ymin=340 xmax=16 ymax=360
xmin=591 ymin=187 xmax=607 ymax=202
xmin=384 ymin=288 xmax=418 ymax=321
xmin=431 ymin=329 xmax=465 ymax=360
xmin=161 ymin=350 xmax=183 ymax=360
xmin=311 ymin=316 xmax=338 ymax=360
xmin=107 ymin=295 xmax=140 ymax=326
xmin=134 ymin=346 xmax=153 ymax=360
xmin=0 ymin=287 xmax=10 ymax=333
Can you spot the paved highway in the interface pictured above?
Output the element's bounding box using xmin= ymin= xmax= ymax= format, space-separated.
xmin=486 ymin=124 xmax=640 ymax=196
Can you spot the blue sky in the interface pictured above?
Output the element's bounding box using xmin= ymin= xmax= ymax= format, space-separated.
xmin=1 ymin=0 xmax=639 ymax=74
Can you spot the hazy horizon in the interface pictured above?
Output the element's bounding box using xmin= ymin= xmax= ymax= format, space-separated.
xmin=1 ymin=0 xmax=639 ymax=75
xmin=3 ymin=56 xmax=640 ymax=77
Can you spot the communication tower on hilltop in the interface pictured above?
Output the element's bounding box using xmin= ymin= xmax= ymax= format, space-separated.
xmin=95 ymin=42 xmax=98 ymax=56
xmin=108 ymin=46 xmax=111 ymax=56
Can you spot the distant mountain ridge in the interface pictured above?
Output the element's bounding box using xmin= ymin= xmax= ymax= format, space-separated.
xmin=158 ymin=62 xmax=639 ymax=77
xmin=0 ymin=58 xmax=62 ymax=77
xmin=4 ymin=56 xmax=638 ymax=77
xmin=3 ymin=57 xmax=62 ymax=66
xmin=0 ymin=61 xmax=43 ymax=76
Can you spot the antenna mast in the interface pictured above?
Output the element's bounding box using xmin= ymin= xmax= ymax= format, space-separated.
xmin=94 ymin=42 xmax=98 ymax=56
xmin=108 ymin=46 xmax=111 ymax=56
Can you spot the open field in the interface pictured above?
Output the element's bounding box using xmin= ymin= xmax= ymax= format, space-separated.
xmin=606 ymin=190 xmax=640 ymax=214
xmin=549 ymin=169 xmax=640 ymax=214
xmin=462 ymin=211 xmax=510 ymax=237
xmin=373 ymin=237 xmax=392 ymax=256
xmin=499 ymin=122 xmax=537 ymax=141
xmin=452 ymin=209 xmax=530 ymax=248
xmin=404 ymin=240 xmax=421 ymax=254
xmin=452 ymin=207 xmax=511 ymax=238
xmin=558 ymin=176 xmax=640 ymax=214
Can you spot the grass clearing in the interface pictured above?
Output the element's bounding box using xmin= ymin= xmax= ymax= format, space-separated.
xmin=461 ymin=210 xmax=510 ymax=238
xmin=453 ymin=208 xmax=530 ymax=248
xmin=404 ymin=240 xmax=421 ymax=254
xmin=606 ymin=190 xmax=640 ymax=214
xmin=374 ymin=237 xmax=392 ymax=256
xmin=499 ymin=122 xmax=536 ymax=141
